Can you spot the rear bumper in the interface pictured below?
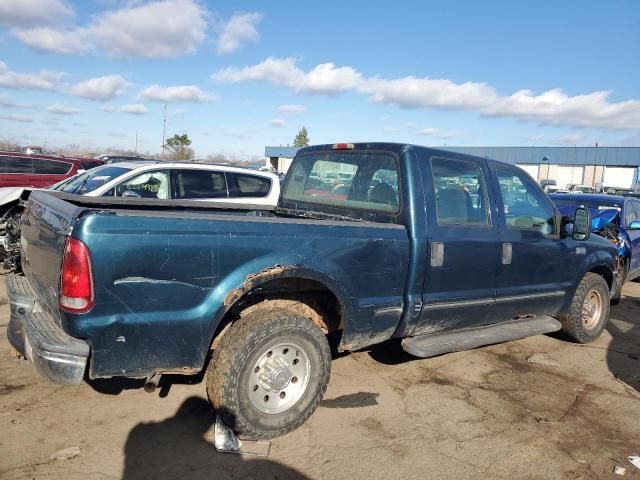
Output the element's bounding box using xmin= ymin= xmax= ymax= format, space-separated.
xmin=5 ymin=274 xmax=89 ymax=386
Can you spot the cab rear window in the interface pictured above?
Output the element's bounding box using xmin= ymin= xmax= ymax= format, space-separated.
xmin=282 ymin=152 xmax=400 ymax=213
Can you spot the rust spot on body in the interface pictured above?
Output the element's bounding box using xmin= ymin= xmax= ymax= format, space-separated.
xmin=223 ymin=265 xmax=295 ymax=307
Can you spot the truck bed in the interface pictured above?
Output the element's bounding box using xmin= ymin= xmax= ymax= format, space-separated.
xmin=20 ymin=190 xmax=410 ymax=379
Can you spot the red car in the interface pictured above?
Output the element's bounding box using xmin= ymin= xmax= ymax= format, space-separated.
xmin=0 ymin=152 xmax=103 ymax=188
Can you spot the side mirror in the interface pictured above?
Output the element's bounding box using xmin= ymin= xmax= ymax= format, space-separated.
xmin=122 ymin=190 xmax=141 ymax=198
xmin=573 ymin=207 xmax=591 ymax=241
xmin=629 ymin=220 xmax=640 ymax=230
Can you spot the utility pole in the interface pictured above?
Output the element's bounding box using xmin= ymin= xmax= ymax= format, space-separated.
xmin=161 ymin=104 xmax=167 ymax=158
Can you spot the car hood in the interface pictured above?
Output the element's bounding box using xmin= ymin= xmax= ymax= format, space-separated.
xmin=0 ymin=187 xmax=32 ymax=206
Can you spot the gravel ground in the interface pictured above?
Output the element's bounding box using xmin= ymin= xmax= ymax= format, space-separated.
xmin=1 ymin=281 xmax=639 ymax=479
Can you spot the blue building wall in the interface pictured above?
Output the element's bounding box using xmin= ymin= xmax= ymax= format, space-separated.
xmin=265 ymin=145 xmax=640 ymax=166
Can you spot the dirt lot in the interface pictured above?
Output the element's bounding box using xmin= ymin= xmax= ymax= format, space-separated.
xmin=1 ymin=282 xmax=639 ymax=480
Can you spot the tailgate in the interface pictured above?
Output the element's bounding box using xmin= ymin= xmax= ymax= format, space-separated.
xmin=20 ymin=191 xmax=86 ymax=318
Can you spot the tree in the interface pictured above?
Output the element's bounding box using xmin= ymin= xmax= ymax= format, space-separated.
xmin=293 ymin=127 xmax=310 ymax=147
xmin=165 ymin=133 xmax=194 ymax=160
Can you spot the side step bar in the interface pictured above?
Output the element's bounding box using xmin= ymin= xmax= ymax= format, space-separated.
xmin=401 ymin=316 xmax=562 ymax=358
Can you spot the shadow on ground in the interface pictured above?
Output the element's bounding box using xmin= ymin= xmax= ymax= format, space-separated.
xmin=123 ymin=396 xmax=307 ymax=480
xmin=607 ymin=286 xmax=640 ymax=392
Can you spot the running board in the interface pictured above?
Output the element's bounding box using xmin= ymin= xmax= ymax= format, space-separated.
xmin=401 ymin=316 xmax=562 ymax=358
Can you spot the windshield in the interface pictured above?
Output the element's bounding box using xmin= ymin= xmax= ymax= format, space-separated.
xmin=53 ymin=166 xmax=130 ymax=194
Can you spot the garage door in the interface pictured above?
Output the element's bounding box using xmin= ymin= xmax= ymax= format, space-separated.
xmin=555 ymin=166 xmax=584 ymax=189
xmin=603 ymin=167 xmax=636 ymax=189
xmin=516 ymin=164 xmax=539 ymax=181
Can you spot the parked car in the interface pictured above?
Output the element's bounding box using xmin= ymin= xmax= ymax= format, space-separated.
xmin=0 ymin=162 xmax=280 ymax=271
xmin=0 ymin=151 xmax=103 ymax=189
xmin=6 ymin=142 xmax=619 ymax=440
xmin=550 ymin=193 xmax=640 ymax=302
xmin=95 ymin=154 xmax=149 ymax=164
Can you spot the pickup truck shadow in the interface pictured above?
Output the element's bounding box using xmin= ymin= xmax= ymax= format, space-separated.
xmin=606 ymin=291 xmax=640 ymax=392
xmin=88 ymin=371 xmax=206 ymax=397
xmin=122 ymin=396 xmax=308 ymax=480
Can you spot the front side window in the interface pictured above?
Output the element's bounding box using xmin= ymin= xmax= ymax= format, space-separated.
xmin=431 ymin=157 xmax=490 ymax=226
xmin=497 ymin=169 xmax=556 ymax=235
xmin=115 ymin=170 xmax=169 ymax=199
xmin=626 ymin=200 xmax=640 ymax=226
xmin=282 ymin=152 xmax=400 ymax=213
xmin=234 ymin=174 xmax=271 ymax=198
xmin=175 ymin=170 xmax=227 ymax=199
xmin=36 ymin=159 xmax=71 ymax=175
xmin=0 ymin=156 xmax=34 ymax=173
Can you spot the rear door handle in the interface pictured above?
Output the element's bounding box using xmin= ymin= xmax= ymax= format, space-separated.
xmin=502 ymin=243 xmax=512 ymax=265
xmin=431 ymin=241 xmax=444 ymax=267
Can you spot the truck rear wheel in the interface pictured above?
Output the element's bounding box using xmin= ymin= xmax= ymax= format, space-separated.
xmin=206 ymin=307 xmax=331 ymax=440
xmin=559 ymin=272 xmax=610 ymax=343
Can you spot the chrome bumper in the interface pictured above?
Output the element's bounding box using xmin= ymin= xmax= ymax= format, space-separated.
xmin=5 ymin=274 xmax=89 ymax=386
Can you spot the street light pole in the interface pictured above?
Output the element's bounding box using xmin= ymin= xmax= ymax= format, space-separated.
xmin=161 ymin=104 xmax=167 ymax=158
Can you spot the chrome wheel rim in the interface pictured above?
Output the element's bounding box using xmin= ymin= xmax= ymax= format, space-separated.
xmin=248 ymin=342 xmax=311 ymax=415
xmin=582 ymin=289 xmax=603 ymax=330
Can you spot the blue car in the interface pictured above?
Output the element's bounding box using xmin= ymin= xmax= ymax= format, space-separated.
xmin=550 ymin=193 xmax=640 ymax=302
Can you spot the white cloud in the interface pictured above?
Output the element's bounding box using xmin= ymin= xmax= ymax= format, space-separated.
xmin=138 ymin=84 xmax=214 ymax=103
xmin=216 ymin=12 xmax=263 ymax=55
xmin=89 ymin=0 xmax=207 ymax=58
xmin=13 ymin=27 xmax=89 ymax=55
xmin=0 ymin=0 xmax=74 ymax=28
xmin=0 ymin=94 xmax=32 ymax=108
xmin=70 ymin=75 xmax=130 ymax=100
xmin=0 ymin=61 xmax=64 ymax=90
xmin=212 ymin=57 xmax=640 ymax=130
xmin=47 ymin=103 xmax=81 ymax=115
xmin=8 ymin=0 xmax=207 ymax=58
xmin=418 ymin=128 xmax=440 ymax=136
xmin=3 ymin=114 xmax=34 ymax=123
xmin=271 ymin=118 xmax=286 ymax=127
xmin=101 ymin=103 xmax=148 ymax=114
xmin=212 ymin=57 xmax=361 ymax=95
xmin=277 ymin=104 xmax=306 ymax=114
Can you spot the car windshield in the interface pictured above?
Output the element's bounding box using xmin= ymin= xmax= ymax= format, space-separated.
xmin=53 ymin=166 xmax=131 ymax=194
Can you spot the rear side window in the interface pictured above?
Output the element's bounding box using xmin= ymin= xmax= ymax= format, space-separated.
xmin=0 ymin=156 xmax=34 ymax=173
xmin=431 ymin=157 xmax=490 ymax=226
xmin=233 ymin=173 xmax=271 ymax=198
xmin=35 ymin=159 xmax=71 ymax=174
xmin=282 ymin=152 xmax=400 ymax=213
xmin=497 ymin=169 xmax=556 ymax=235
xmin=175 ymin=170 xmax=228 ymax=199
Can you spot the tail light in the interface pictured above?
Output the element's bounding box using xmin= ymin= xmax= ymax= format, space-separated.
xmin=60 ymin=237 xmax=94 ymax=313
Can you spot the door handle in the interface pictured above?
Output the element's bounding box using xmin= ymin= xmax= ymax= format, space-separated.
xmin=431 ymin=242 xmax=444 ymax=267
xmin=502 ymin=243 xmax=512 ymax=265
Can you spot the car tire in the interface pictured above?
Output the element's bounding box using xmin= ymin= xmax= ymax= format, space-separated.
xmin=206 ymin=307 xmax=331 ymax=440
xmin=559 ymin=272 xmax=610 ymax=343
xmin=610 ymin=261 xmax=628 ymax=305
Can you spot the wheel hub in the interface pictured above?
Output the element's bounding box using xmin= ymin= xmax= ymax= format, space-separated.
xmin=248 ymin=342 xmax=311 ymax=415
xmin=259 ymin=357 xmax=292 ymax=391
xmin=581 ymin=289 xmax=603 ymax=330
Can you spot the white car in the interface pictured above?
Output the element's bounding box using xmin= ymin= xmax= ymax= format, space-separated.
xmin=0 ymin=161 xmax=281 ymax=209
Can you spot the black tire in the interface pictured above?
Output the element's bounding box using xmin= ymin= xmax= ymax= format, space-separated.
xmin=559 ymin=272 xmax=610 ymax=343
xmin=206 ymin=307 xmax=331 ymax=440
xmin=610 ymin=261 xmax=628 ymax=305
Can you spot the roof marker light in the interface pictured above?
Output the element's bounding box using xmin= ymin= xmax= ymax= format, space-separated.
xmin=332 ymin=143 xmax=354 ymax=150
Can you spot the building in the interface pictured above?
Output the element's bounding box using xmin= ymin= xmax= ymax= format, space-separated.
xmin=265 ymin=145 xmax=640 ymax=190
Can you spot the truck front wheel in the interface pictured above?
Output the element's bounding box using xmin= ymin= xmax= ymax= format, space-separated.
xmin=559 ymin=272 xmax=610 ymax=343
xmin=206 ymin=307 xmax=331 ymax=440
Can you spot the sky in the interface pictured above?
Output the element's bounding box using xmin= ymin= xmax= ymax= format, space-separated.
xmin=0 ymin=0 xmax=639 ymax=159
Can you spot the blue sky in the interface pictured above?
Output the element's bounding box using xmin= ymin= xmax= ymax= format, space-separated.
xmin=0 ymin=0 xmax=639 ymax=159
